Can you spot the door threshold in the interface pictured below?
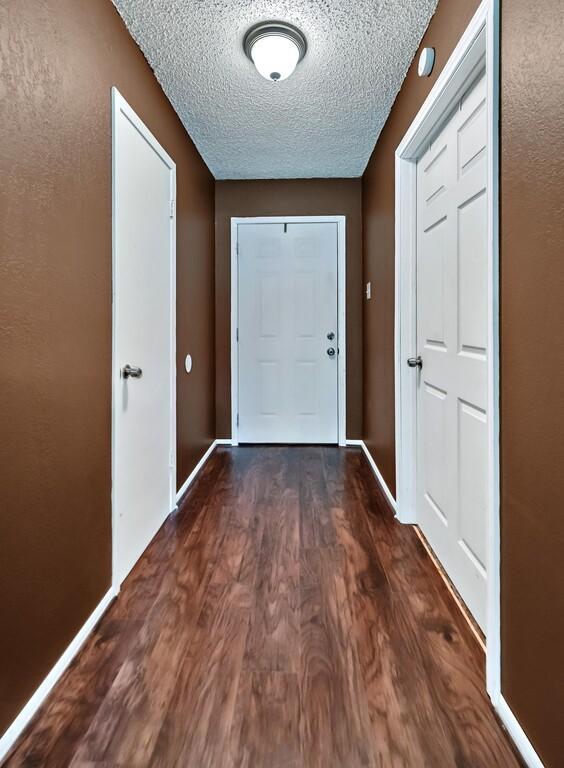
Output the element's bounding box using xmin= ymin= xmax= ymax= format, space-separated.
xmin=236 ymin=442 xmax=339 ymax=447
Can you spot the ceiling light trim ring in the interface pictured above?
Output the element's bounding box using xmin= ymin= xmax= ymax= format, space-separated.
xmin=243 ymin=21 xmax=308 ymax=65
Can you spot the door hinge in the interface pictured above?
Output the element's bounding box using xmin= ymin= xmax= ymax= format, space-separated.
xmin=236 ymin=413 xmax=239 ymax=427
xmin=236 ymin=328 xmax=239 ymax=342
xmin=236 ymin=241 xmax=239 ymax=256
xmin=170 ymin=199 xmax=175 ymax=219
xmin=169 ymin=450 xmax=175 ymax=468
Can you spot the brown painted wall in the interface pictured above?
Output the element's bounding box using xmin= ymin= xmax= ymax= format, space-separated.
xmin=215 ymin=179 xmax=363 ymax=439
xmin=362 ymin=0 xmax=564 ymax=765
xmin=0 ymin=0 xmax=214 ymax=738
xmin=500 ymin=2 xmax=564 ymax=766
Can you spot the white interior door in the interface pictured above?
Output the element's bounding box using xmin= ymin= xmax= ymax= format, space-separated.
xmin=112 ymin=89 xmax=176 ymax=586
xmin=237 ymin=222 xmax=339 ymax=443
xmin=415 ymin=70 xmax=488 ymax=631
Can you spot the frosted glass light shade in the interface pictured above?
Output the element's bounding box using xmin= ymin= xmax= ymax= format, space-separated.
xmin=244 ymin=22 xmax=307 ymax=83
xmin=250 ymin=35 xmax=300 ymax=82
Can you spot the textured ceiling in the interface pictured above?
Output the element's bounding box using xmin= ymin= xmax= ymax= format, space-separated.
xmin=113 ymin=0 xmax=438 ymax=179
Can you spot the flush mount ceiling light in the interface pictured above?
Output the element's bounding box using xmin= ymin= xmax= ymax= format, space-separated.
xmin=243 ymin=21 xmax=307 ymax=82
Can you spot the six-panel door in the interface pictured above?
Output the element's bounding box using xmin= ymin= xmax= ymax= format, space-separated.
xmin=237 ymin=222 xmax=339 ymax=444
xmin=416 ymin=71 xmax=489 ymax=631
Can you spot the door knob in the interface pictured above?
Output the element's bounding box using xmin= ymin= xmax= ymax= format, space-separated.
xmin=122 ymin=364 xmax=143 ymax=379
xmin=327 ymin=331 xmax=335 ymax=341
xmin=407 ymin=356 xmax=422 ymax=369
xmin=327 ymin=347 xmax=336 ymax=357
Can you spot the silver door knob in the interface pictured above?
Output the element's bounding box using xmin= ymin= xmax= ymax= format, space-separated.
xmin=327 ymin=347 xmax=336 ymax=357
xmin=327 ymin=332 xmax=335 ymax=340
xmin=407 ymin=356 xmax=422 ymax=369
xmin=122 ymin=364 xmax=143 ymax=379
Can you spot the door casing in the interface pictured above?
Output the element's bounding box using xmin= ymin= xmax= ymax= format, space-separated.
xmin=230 ymin=216 xmax=346 ymax=446
xmin=394 ymin=0 xmax=501 ymax=704
xmin=111 ymin=88 xmax=177 ymax=591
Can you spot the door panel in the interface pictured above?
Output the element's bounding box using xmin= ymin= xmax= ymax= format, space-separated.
xmin=422 ymin=383 xmax=449 ymax=525
xmin=416 ymin=71 xmax=488 ymax=631
xmin=458 ymin=191 xmax=488 ymax=355
xmin=258 ymin=272 xmax=280 ymax=337
xmin=457 ymin=96 xmax=487 ymax=175
xmin=420 ymin=217 xmax=448 ymax=349
xmin=113 ymin=93 xmax=175 ymax=586
xmin=458 ymin=400 xmax=488 ymax=573
xmin=294 ymin=271 xmax=317 ymax=337
xmin=238 ymin=222 xmax=339 ymax=443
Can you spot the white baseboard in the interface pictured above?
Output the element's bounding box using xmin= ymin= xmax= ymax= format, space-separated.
xmin=351 ymin=440 xmax=397 ymax=513
xmin=496 ymin=696 xmax=545 ymax=768
xmin=175 ymin=439 xmax=220 ymax=503
xmin=0 ymin=587 xmax=116 ymax=763
xmin=175 ymin=437 xmax=233 ymax=505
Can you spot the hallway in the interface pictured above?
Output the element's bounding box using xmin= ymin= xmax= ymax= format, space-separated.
xmin=5 ymin=447 xmax=521 ymax=767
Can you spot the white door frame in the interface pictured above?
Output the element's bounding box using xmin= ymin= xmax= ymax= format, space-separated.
xmin=230 ymin=216 xmax=346 ymax=447
xmin=111 ymin=88 xmax=177 ymax=591
xmin=394 ymin=1 xmax=501 ymax=701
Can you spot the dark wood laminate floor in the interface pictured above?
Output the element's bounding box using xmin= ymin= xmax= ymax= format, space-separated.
xmin=4 ymin=446 xmax=522 ymax=768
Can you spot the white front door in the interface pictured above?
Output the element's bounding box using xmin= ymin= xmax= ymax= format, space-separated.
xmin=237 ymin=222 xmax=339 ymax=443
xmin=415 ymin=71 xmax=488 ymax=631
xmin=112 ymin=90 xmax=176 ymax=586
